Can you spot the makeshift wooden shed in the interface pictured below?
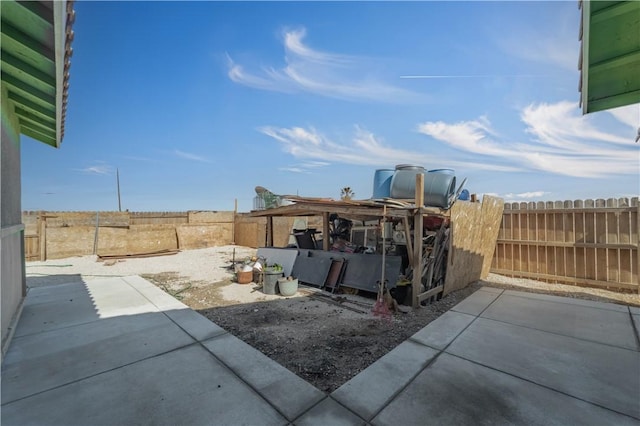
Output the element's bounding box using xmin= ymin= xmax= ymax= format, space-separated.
xmin=250 ymin=175 xmax=504 ymax=308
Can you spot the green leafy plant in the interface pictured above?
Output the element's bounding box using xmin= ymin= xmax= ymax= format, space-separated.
xmin=266 ymin=263 xmax=283 ymax=272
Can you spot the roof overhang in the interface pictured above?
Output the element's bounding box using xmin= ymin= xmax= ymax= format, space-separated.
xmin=1 ymin=0 xmax=75 ymax=147
xmin=579 ymin=1 xmax=640 ymax=114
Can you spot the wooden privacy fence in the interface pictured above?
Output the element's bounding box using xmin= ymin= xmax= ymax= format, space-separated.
xmin=491 ymin=197 xmax=639 ymax=292
xmin=22 ymin=210 xmax=309 ymax=261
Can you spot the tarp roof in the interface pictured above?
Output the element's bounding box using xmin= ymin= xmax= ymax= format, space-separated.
xmin=1 ymin=0 xmax=75 ymax=147
xmin=579 ymin=1 xmax=640 ymax=114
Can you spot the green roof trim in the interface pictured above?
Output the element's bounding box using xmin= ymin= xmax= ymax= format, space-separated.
xmin=0 ymin=0 xmax=74 ymax=147
xmin=579 ymin=1 xmax=640 ymax=114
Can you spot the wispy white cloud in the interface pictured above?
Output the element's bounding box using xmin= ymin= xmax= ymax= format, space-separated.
xmin=76 ymin=163 xmax=112 ymax=175
xmin=227 ymin=27 xmax=419 ymax=103
xmin=417 ymin=101 xmax=639 ymax=178
xmin=279 ymin=167 xmax=307 ymax=174
xmin=123 ymin=155 xmax=159 ymax=163
xmin=260 ymin=125 xmax=517 ymax=173
xmin=174 ymin=150 xmax=211 ymax=163
xmin=278 ymin=161 xmax=330 ymax=174
xmin=261 ymin=100 xmax=638 ymax=178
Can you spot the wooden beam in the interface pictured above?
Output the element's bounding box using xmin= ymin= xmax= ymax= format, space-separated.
xmin=412 ymin=173 xmax=425 ymax=308
xmin=1 ymin=50 xmax=56 ymax=88
xmin=39 ymin=214 xmax=46 ymax=261
xmin=266 ymin=216 xmax=273 ymax=247
xmin=322 ymin=212 xmax=330 ymax=251
xmin=403 ymin=216 xmax=414 ymax=268
xmin=0 ymin=21 xmax=56 ymax=62
xmin=1 ymin=71 xmax=55 ymax=105
xmin=417 ymin=285 xmax=444 ymax=303
xmin=248 ymin=201 xmax=443 ymax=219
xmin=7 ymin=91 xmax=56 ymax=119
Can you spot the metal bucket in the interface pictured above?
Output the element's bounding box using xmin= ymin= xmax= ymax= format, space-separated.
xmin=263 ymin=270 xmax=283 ymax=295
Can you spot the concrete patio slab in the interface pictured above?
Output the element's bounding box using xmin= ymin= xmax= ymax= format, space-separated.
xmin=123 ymin=275 xmax=187 ymax=311
xmin=162 ymin=308 xmax=227 ymax=341
xmin=632 ymin=313 xmax=640 ymax=341
xmin=482 ymin=293 xmax=638 ymax=349
xmin=450 ymin=287 xmax=500 ymax=316
xmin=503 ymin=289 xmax=631 ymax=313
xmin=372 ymin=352 xmax=639 ymax=426
xmin=4 ymin=275 xmax=639 ymax=425
xmin=202 ymin=333 xmax=324 ymax=421
xmin=1 ymin=345 xmax=287 ymax=426
xmin=477 ymin=286 xmax=504 ymax=294
xmin=23 ymin=281 xmax=91 ymax=307
xmin=293 ymin=397 xmax=365 ymax=426
xmin=446 ymin=317 xmax=640 ymax=419
xmin=1 ymin=311 xmax=195 ymax=404
xmin=630 ymin=306 xmax=640 ymax=315
xmin=15 ymin=278 xmax=158 ymax=338
xmin=410 ymin=310 xmax=476 ymax=350
xmin=331 ymin=340 xmax=438 ymax=421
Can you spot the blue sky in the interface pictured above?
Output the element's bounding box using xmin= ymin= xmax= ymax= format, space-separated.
xmin=21 ymin=1 xmax=639 ymax=212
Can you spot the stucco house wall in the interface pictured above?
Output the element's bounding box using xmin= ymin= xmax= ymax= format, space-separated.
xmin=1 ymin=87 xmax=26 ymax=354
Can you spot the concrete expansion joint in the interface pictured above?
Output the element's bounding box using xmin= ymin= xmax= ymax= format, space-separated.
xmin=364 ymin=349 xmax=446 ymax=423
xmin=507 ymin=291 xmax=629 ymax=313
xmin=479 ymin=316 xmax=639 ymax=353
xmin=193 ymin=340 xmax=296 ymax=421
xmin=441 ymin=350 xmax=640 ymax=422
xmin=628 ymin=308 xmax=640 ymax=351
xmin=1 ymin=341 xmax=203 ymax=407
xmin=290 ymin=395 xmax=367 ymax=425
xmin=199 ymin=331 xmax=231 ymax=344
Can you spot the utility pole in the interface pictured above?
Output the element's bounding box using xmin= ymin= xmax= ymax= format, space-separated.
xmin=116 ymin=168 xmax=122 ymax=212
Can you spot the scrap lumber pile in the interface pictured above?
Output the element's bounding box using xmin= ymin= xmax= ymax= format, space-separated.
xmin=406 ymin=221 xmax=450 ymax=303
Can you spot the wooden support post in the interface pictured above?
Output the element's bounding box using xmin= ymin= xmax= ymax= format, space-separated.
xmin=39 ymin=213 xmax=46 ymax=261
xmin=93 ymin=212 xmax=100 ymax=255
xmin=403 ymin=216 xmax=414 ymax=268
xmin=266 ymin=216 xmax=273 ymax=247
xmin=412 ymin=173 xmax=424 ymax=308
xmin=232 ymin=198 xmax=237 ymax=245
xmin=323 ymin=212 xmax=330 ymax=251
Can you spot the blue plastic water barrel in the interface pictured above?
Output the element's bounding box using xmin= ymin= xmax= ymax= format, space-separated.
xmin=372 ymin=169 xmax=395 ymax=199
xmin=428 ymin=168 xmax=455 ymax=175
xmin=458 ymin=189 xmax=470 ymax=201
xmin=390 ymin=165 xmax=426 ymax=199
xmin=424 ymin=170 xmax=457 ymax=208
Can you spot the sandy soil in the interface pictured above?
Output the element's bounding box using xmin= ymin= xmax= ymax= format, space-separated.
xmin=26 ymin=245 xmax=639 ymax=392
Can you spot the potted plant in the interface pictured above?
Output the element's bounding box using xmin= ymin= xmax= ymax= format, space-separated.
xmin=262 ymin=263 xmax=283 ymax=295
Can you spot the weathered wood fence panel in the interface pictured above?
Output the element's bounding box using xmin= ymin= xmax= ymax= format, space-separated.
xmin=23 ymin=210 xmax=233 ymax=260
xmin=129 ymin=212 xmax=188 ymax=225
xmin=24 ymin=235 xmax=40 ymax=261
xmin=491 ymin=197 xmax=639 ymax=292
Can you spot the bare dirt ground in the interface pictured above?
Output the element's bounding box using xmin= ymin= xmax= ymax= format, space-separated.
xmin=27 ymin=245 xmax=640 ymax=393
